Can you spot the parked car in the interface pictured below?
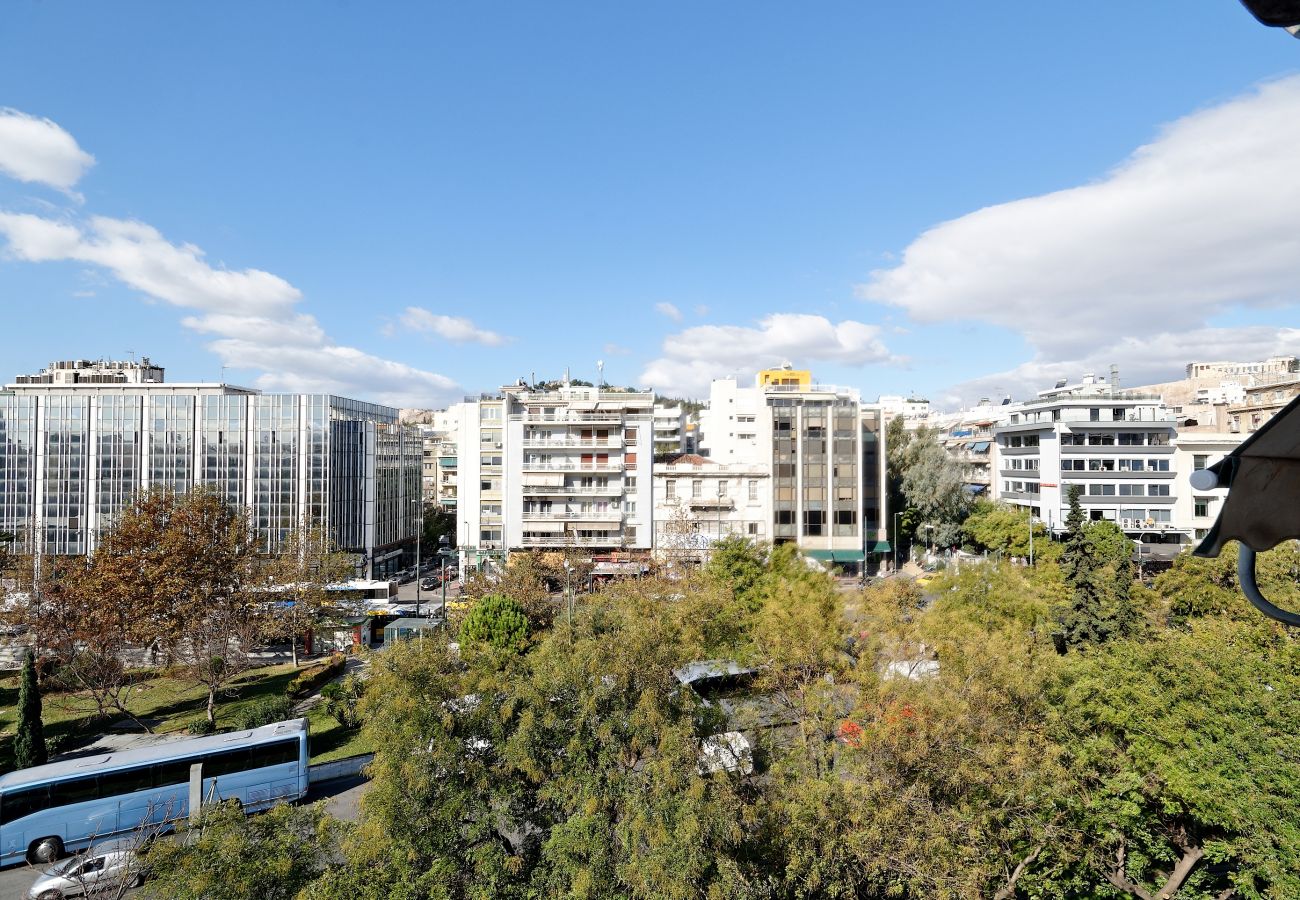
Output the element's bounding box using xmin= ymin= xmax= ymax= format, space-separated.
xmin=26 ymin=841 xmax=144 ymax=899
xmin=420 ymin=577 xmax=437 ymax=591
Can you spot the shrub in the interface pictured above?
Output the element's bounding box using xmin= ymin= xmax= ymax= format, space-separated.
xmin=459 ymin=594 xmax=529 ymax=653
xmin=187 ymin=718 xmax=216 ymax=736
xmin=321 ymin=675 xmax=365 ymax=729
xmin=231 ymin=695 xmax=297 ymax=731
xmin=285 ymin=654 xmax=347 ymax=699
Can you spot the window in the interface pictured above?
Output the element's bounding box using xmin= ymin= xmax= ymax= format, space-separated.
xmin=1061 ymin=433 xmax=1085 ymax=446
xmin=1118 ymin=484 xmax=1144 ymax=496
xmin=748 ymin=522 xmax=759 ymax=535
xmin=1118 ymin=433 xmax=1144 ymax=446
xmin=1149 ymin=509 xmax=1172 ymax=523
xmin=717 ymin=481 xmax=728 ymax=497
xmin=1089 ymin=408 xmax=1101 ymax=422
xmin=1118 ymin=458 xmax=1145 ymax=472
xmin=1088 ymin=484 xmax=1116 ymax=496
xmin=1062 ymin=459 xmax=1084 ymax=471
xmin=1087 ymin=433 xmax=1115 ymax=446
xmin=1193 ymin=454 xmax=1209 ymax=471
xmin=1148 ymin=484 xmax=1170 ymax=497
xmin=692 ymin=480 xmax=702 ymax=499
xmin=1194 ymin=499 xmax=1210 ymax=518
xmin=665 ymin=480 xmax=676 ymax=499
xmin=1148 ymin=458 xmax=1170 ymax=472
xmin=625 ymin=428 xmax=637 ymax=442
xmin=1088 ymin=459 xmax=1115 ymax=471
xmin=748 ymin=480 xmax=758 ymax=501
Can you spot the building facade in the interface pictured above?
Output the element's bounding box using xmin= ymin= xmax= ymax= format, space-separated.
xmin=0 ymin=359 xmax=422 ymax=576
xmin=699 ymin=372 xmax=888 ymax=569
xmin=652 ymin=453 xmax=771 ymax=559
xmin=456 ymin=383 xmax=654 ymax=571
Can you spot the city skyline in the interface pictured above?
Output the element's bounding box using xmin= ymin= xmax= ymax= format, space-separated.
xmin=1 ymin=3 xmax=1299 ymax=411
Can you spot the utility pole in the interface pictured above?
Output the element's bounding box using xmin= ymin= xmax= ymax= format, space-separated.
xmin=1028 ymin=512 xmax=1034 ymax=567
xmin=415 ymin=498 xmax=422 ymax=617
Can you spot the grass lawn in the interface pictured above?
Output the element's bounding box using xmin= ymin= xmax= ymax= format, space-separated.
xmin=0 ymin=660 xmax=369 ymax=771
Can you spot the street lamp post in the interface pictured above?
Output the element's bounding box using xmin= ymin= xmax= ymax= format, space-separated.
xmin=414 ymin=499 xmax=422 ymax=617
xmin=892 ymin=511 xmax=902 ymax=574
xmin=562 ymin=559 xmax=574 ymax=643
xmin=1028 ymin=511 xmax=1034 ymax=567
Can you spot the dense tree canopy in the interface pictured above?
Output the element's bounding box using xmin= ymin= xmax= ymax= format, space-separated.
xmin=142 ymin=536 xmax=1300 ymax=899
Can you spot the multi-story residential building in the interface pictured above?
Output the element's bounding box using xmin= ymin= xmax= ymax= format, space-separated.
xmin=993 ymin=374 xmax=1182 ymax=553
xmin=877 ymin=394 xmax=932 ymax=431
xmin=1171 ymin=432 xmax=1236 ymax=547
xmin=0 ymin=359 xmax=422 ymax=577
xmin=652 ymin=453 xmax=771 ymax=560
xmin=418 ymin=405 xmax=461 ymax=512
xmin=1226 ymin=372 xmax=1300 ymax=434
xmin=1184 ymin=356 xmax=1298 ymax=380
xmin=927 ymin=398 xmax=1020 ymax=494
xmin=652 ymin=403 xmax=688 ymax=455
xmin=699 ymin=368 xmax=888 ymax=570
xmin=455 ymin=382 xmax=654 ymax=572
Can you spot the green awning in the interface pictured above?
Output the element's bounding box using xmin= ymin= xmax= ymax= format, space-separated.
xmin=803 ymin=550 xmax=866 ymax=563
xmin=869 ymin=541 xmax=891 ymax=553
xmin=438 ymin=458 xmax=457 ymax=467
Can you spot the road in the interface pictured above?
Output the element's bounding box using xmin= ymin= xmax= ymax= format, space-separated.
xmin=0 ymin=777 xmax=370 ymax=899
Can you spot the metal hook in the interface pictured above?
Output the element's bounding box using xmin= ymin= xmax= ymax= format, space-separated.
xmin=1237 ymin=544 xmax=1300 ymax=627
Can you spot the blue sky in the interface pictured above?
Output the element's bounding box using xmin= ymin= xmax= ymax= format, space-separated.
xmin=1 ymin=1 xmax=1298 ymax=409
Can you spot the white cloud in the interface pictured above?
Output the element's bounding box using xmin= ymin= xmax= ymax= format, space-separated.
xmin=655 ymin=302 xmax=683 ymax=322
xmin=398 ymin=307 xmax=507 ymax=346
xmin=0 ymin=212 xmax=462 ymax=408
xmin=694 ymin=304 xmax=710 ymax=317
xmin=943 ymin=326 xmax=1300 ymax=409
xmin=863 ymin=76 xmax=1300 ymax=396
xmin=0 ymin=109 xmax=95 ymax=193
xmin=639 ymin=313 xmax=894 ymax=398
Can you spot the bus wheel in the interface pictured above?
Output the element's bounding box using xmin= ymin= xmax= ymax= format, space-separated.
xmin=29 ymin=835 xmax=63 ymax=864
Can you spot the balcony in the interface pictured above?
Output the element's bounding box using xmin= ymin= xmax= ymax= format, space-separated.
xmin=522 ymin=510 xmax=623 ymax=522
xmin=521 ymin=436 xmax=624 ymax=449
xmin=519 ymin=534 xmax=624 ymax=547
xmin=512 ymin=412 xmax=629 ymax=424
xmin=521 ymin=462 xmax=624 ymax=473
xmin=522 ymin=483 xmax=622 ymax=495
xmin=687 ymin=497 xmax=735 ymax=509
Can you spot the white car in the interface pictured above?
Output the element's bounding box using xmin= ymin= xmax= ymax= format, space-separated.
xmin=25 ymin=841 xmax=144 ymax=899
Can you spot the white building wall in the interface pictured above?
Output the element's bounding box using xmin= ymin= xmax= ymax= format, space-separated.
xmin=1172 ymin=433 xmax=1238 ymax=541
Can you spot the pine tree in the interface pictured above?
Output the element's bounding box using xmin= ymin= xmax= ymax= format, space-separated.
xmin=1055 ymin=485 xmax=1106 ymax=651
xmin=14 ymin=649 xmax=47 ymax=769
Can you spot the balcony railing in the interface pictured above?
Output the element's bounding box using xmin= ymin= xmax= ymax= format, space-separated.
xmin=521 ymin=436 xmax=624 ymax=449
xmin=520 ymin=535 xmax=624 ymax=547
xmin=521 ymin=462 xmax=624 ymax=473
xmin=511 ymin=412 xmax=629 ymax=424
xmin=687 ymin=497 xmax=735 ymax=509
xmin=522 ymin=484 xmax=622 ymax=494
xmin=522 ymin=510 xmax=623 ymax=522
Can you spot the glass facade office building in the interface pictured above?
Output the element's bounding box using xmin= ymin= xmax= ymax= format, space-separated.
xmin=0 ymin=369 xmax=421 ymax=576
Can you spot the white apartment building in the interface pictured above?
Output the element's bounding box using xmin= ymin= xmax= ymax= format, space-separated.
xmin=876 ymin=394 xmax=932 ymax=430
xmin=652 ymin=453 xmax=771 ymax=559
xmin=652 ymin=403 xmax=689 ymax=455
xmin=1171 ymin=433 xmax=1236 ymax=547
xmin=993 ymin=375 xmax=1182 ymax=551
xmin=699 ymin=372 xmax=888 ymax=569
xmin=456 ymin=383 xmax=654 ymax=571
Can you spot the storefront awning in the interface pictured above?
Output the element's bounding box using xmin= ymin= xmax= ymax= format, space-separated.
xmin=964 ymin=484 xmax=988 ymax=494
xmin=869 ymin=540 xmax=891 ymax=553
xmin=803 ymin=550 xmax=836 ymax=563
xmin=834 ymin=550 xmax=866 ymax=563
xmin=970 ymin=441 xmax=991 ymax=453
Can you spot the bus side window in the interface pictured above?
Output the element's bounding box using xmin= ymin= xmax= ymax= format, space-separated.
xmin=250 ymin=739 xmax=298 ymax=768
xmin=152 ymin=760 xmax=193 ymax=789
xmin=101 ymin=767 xmax=152 ymax=797
xmin=204 ymin=749 xmax=252 ymax=778
xmin=50 ymin=776 xmax=100 ymax=807
xmin=0 ymin=785 xmax=51 ymax=825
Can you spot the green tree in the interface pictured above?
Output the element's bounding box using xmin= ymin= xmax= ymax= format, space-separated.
xmin=1055 ymin=485 xmax=1108 ymax=650
xmin=423 ymin=503 xmax=456 ymax=552
xmin=703 ymin=535 xmax=767 ymax=610
xmin=141 ymin=801 xmax=340 ymax=900
xmin=14 ymin=649 xmax=47 ymax=769
xmin=459 ymin=594 xmax=529 ymax=653
xmin=262 ymin=522 xmax=357 ymax=667
xmin=961 ymin=499 xmax=1056 ymax=560
xmin=887 ymin=423 xmax=972 ymax=549
xmin=1030 ymin=616 xmax=1300 ymax=899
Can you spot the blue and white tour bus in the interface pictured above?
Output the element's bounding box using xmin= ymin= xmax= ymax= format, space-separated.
xmin=0 ymin=718 xmax=309 ymax=866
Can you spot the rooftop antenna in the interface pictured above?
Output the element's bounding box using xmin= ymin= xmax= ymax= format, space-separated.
xmin=1110 ymin=364 xmax=1120 ymax=395
xmin=597 ymin=360 xmax=604 ymax=387
xmin=126 ymin=349 xmax=136 ymax=364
